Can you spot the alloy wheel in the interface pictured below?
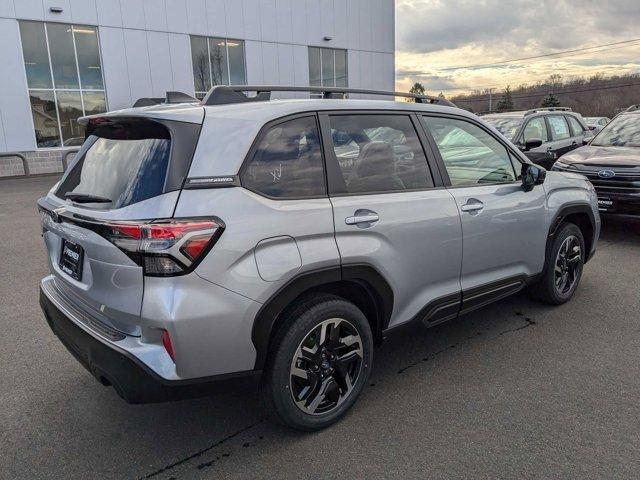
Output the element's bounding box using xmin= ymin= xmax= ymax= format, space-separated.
xmin=289 ymin=318 xmax=363 ymax=416
xmin=554 ymin=235 xmax=582 ymax=295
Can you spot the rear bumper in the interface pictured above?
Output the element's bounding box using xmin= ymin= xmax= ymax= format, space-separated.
xmin=40 ymin=286 xmax=261 ymax=404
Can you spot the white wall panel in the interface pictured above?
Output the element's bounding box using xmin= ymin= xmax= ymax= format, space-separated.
xmin=123 ymin=29 xmax=152 ymax=104
xmin=260 ymin=0 xmax=277 ymax=43
xmin=0 ymin=109 xmax=6 ymax=151
xmin=205 ymin=0 xmax=226 ymax=36
xmin=319 ymin=0 xmax=333 ymax=43
xmin=0 ymin=0 xmax=15 ymax=17
xmin=305 ymin=0 xmax=321 ymax=46
xmin=0 ymin=18 xmax=35 ymax=150
xmin=332 ymin=0 xmax=347 ymax=48
xmin=261 ymin=42 xmax=279 ymax=84
xmin=348 ymin=49 xmax=360 ymax=90
xmin=290 ymin=0 xmax=306 ymax=45
xmin=244 ymin=40 xmax=263 ymax=84
xmin=186 ymin=0 xmax=207 ymax=34
xmin=99 ymin=27 xmax=131 ymax=109
xmin=359 ymin=50 xmax=372 ymax=91
xmin=292 ymin=44 xmax=309 ymax=87
xmin=346 ymin=0 xmax=360 ymax=50
xmin=146 ymin=31 xmax=173 ymax=96
xmin=383 ymin=0 xmax=394 ymax=53
xmin=371 ymin=0 xmax=383 ymax=53
xmin=69 ymin=0 xmax=98 ymax=25
xmin=242 ymin=0 xmax=261 ymax=41
xmin=144 ymin=0 xmax=167 ymax=31
xmin=165 ymin=0 xmax=188 ymax=33
xmin=224 ymin=0 xmax=243 ymax=38
xmin=96 ymin=0 xmax=122 ymax=27
xmin=14 ymin=0 xmax=44 ymax=20
xmin=277 ymin=43 xmax=294 ymax=96
xmin=358 ymin=2 xmax=372 ymax=53
xmin=43 ymin=0 xmax=71 ymax=22
xmin=168 ymin=33 xmax=194 ymax=93
xmin=275 ymin=0 xmax=292 ymax=44
xmin=120 ymin=0 xmax=145 ymax=29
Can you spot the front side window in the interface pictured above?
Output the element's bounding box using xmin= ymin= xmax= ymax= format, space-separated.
xmin=309 ymin=47 xmax=348 ymax=93
xmin=547 ymin=115 xmax=570 ymax=141
xmin=328 ymin=115 xmax=433 ymax=194
xmin=523 ymin=117 xmax=548 ymax=143
xmin=241 ymin=116 xmax=325 ymax=199
xmin=190 ymin=36 xmax=246 ymax=99
xmin=19 ymin=21 xmax=107 ymax=148
xmin=422 ymin=116 xmax=517 ymax=187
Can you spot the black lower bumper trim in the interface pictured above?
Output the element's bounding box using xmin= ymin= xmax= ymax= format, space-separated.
xmin=40 ymin=288 xmax=261 ymax=404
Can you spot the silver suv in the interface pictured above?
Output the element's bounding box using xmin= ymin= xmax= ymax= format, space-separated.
xmin=38 ymin=86 xmax=600 ymax=431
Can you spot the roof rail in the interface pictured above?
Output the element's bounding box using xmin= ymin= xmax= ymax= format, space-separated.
xmin=625 ymin=104 xmax=640 ymax=112
xmin=524 ymin=106 xmax=572 ymax=116
xmin=201 ymin=85 xmax=456 ymax=107
xmin=132 ymin=91 xmax=198 ymax=108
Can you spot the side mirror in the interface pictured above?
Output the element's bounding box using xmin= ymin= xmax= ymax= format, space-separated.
xmin=582 ymin=136 xmax=594 ymax=145
xmin=522 ymin=138 xmax=543 ymax=151
xmin=522 ymin=163 xmax=546 ymax=192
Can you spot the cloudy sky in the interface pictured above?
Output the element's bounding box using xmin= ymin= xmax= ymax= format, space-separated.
xmin=395 ymin=0 xmax=640 ymax=96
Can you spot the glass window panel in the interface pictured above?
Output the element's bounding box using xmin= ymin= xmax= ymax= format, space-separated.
xmin=523 ymin=117 xmax=548 ymax=143
xmin=74 ymin=25 xmax=103 ymax=90
xmin=20 ymin=21 xmax=53 ymax=89
xmin=335 ymin=50 xmax=347 ymax=88
xmin=227 ymin=39 xmax=246 ymax=85
xmin=328 ymin=115 xmax=433 ymax=194
xmin=308 ymin=47 xmax=321 ymax=87
xmin=548 ymin=115 xmax=570 ymax=141
xmin=241 ymin=117 xmax=326 ymax=198
xmin=56 ymin=91 xmax=84 ymax=146
xmin=321 ymin=48 xmax=335 ymax=87
xmin=209 ymin=38 xmax=229 ymax=85
xmin=29 ymin=90 xmax=60 ymax=147
xmin=47 ymin=23 xmax=79 ymax=89
xmin=422 ymin=116 xmax=517 ymax=187
xmin=190 ymin=36 xmax=211 ymax=93
xmin=82 ymin=91 xmax=107 ymax=116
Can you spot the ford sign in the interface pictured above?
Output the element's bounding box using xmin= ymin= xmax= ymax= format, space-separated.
xmin=598 ymin=170 xmax=616 ymax=179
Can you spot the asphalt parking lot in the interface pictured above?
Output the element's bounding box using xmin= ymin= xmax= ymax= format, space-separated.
xmin=2 ymin=174 xmax=640 ymax=479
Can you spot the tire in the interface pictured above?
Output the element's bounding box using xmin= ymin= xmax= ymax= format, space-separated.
xmin=261 ymin=294 xmax=373 ymax=431
xmin=529 ymin=222 xmax=585 ymax=305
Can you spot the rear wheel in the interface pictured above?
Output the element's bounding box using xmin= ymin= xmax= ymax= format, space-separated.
xmin=261 ymin=295 xmax=373 ymax=431
xmin=530 ymin=223 xmax=585 ymax=305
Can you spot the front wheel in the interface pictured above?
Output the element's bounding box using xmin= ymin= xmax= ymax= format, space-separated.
xmin=530 ymin=222 xmax=585 ymax=305
xmin=261 ymin=295 xmax=373 ymax=431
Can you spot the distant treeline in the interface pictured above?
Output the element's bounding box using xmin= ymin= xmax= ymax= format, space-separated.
xmin=450 ymin=73 xmax=640 ymax=117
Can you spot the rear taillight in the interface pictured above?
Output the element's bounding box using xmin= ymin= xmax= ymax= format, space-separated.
xmin=101 ymin=218 xmax=224 ymax=276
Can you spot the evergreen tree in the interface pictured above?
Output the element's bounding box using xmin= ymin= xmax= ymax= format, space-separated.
xmin=541 ymin=92 xmax=561 ymax=108
xmin=496 ymin=86 xmax=514 ymax=112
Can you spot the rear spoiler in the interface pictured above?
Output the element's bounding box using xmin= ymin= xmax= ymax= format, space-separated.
xmin=132 ymin=91 xmax=198 ymax=108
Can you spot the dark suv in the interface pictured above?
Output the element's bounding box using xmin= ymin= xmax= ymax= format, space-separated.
xmin=553 ymin=108 xmax=640 ymax=215
xmin=483 ymin=108 xmax=592 ymax=169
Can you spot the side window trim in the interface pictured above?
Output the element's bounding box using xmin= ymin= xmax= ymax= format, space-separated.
xmin=420 ymin=113 xmax=523 ymax=189
xmin=238 ymin=112 xmax=329 ymax=201
xmin=319 ymin=111 xmax=439 ymax=197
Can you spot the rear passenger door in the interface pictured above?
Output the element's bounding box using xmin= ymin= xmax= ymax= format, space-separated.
xmin=421 ymin=114 xmax=547 ymax=310
xmin=320 ymin=113 xmax=463 ymax=329
xmin=546 ymin=114 xmax=574 ymax=159
xmin=566 ymin=115 xmax=588 ymax=152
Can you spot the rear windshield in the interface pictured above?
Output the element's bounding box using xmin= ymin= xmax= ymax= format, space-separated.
xmin=56 ymin=120 xmax=171 ymax=209
xmin=483 ymin=116 xmax=523 ymax=141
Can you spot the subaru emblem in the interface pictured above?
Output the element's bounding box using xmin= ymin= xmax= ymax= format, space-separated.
xmin=598 ymin=170 xmax=615 ymax=179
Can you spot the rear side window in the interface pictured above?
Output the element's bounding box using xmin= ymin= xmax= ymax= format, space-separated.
xmin=566 ymin=115 xmax=585 ymax=136
xmin=241 ymin=116 xmax=326 ymax=199
xmin=56 ymin=120 xmax=171 ymax=209
xmin=327 ymin=114 xmax=433 ymax=195
xmin=547 ymin=115 xmax=570 ymax=140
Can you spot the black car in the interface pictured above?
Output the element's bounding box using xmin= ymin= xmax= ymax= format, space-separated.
xmin=553 ymin=109 xmax=640 ymax=215
xmin=483 ymin=107 xmax=592 ymax=169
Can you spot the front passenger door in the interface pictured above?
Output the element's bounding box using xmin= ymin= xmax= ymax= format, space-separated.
xmin=520 ymin=116 xmax=555 ymax=169
xmin=547 ymin=115 xmax=574 ymax=158
xmin=421 ymin=115 xmax=548 ymax=310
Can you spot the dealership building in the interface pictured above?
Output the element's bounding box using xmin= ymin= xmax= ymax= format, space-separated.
xmin=0 ymin=0 xmax=395 ymax=176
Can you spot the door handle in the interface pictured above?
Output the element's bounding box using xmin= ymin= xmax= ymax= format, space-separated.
xmin=461 ymin=200 xmax=484 ymax=213
xmin=345 ymin=210 xmax=379 ymax=226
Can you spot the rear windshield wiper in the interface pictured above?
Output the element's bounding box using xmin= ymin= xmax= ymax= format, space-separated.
xmin=64 ymin=192 xmax=112 ymax=204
